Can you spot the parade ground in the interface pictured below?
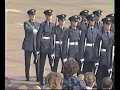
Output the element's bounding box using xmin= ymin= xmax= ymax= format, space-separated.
xmin=5 ymin=0 xmax=114 ymax=85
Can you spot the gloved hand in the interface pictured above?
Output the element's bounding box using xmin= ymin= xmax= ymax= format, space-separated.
xmin=33 ymin=29 xmax=38 ymax=34
xmin=51 ymin=54 xmax=55 ymax=59
xmin=36 ymin=51 xmax=40 ymax=55
xmin=108 ymin=68 xmax=112 ymax=73
xmin=94 ymin=63 xmax=99 ymax=67
xmin=80 ymin=58 xmax=85 ymax=63
xmin=63 ymin=58 xmax=67 ymax=63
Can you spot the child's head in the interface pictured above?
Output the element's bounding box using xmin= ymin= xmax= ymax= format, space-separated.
xmin=84 ymin=72 xmax=96 ymax=87
xmin=77 ymin=74 xmax=84 ymax=81
xmin=102 ymin=77 xmax=113 ymax=89
xmin=64 ymin=57 xmax=79 ymax=76
xmin=45 ymin=71 xmax=63 ymax=89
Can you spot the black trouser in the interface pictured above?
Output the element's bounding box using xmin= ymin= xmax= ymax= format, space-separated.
xmin=38 ymin=52 xmax=53 ymax=85
xmin=24 ymin=50 xmax=38 ymax=80
xmin=96 ymin=65 xmax=109 ymax=89
xmin=52 ymin=57 xmax=64 ymax=72
xmin=82 ymin=61 xmax=95 ymax=74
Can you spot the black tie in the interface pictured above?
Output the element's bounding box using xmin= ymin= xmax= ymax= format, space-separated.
xmin=91 ymin=27 xmax=93 ymax=31
xmin=107 ymin=31 xmax=109 ymax=38
xmin=49 ymin=22 xmax=51 ymax=27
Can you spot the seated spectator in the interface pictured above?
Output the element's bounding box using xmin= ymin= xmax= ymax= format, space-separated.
xmin=84 ymin=72 xmax=96 ymax=90
xmin=102 ymin=77 xmax=113 ymax=90
xmin=77 ymin=74 xmax=84 ymax=81
xmin=62 ymin=57 xmax=86 ymax=90
xmin=45 ymin=71 xmax=63 ymax=89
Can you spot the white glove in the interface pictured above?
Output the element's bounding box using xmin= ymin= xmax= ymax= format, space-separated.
xmin=80 ymin=58 xmax=85 ymax=63
xmin=36 ymin=51 xmax=40 ymax=55
xmin=33 ymin=29 xmax=38 ymax=34
xmin=51 ymin=54 xmax=55 ymax=59
xmin=63 ymin=58 xmax=67 ymax=63
xmin=108 ymin=68 xmax=112 ymax=73
xmin=94 ymin=63 xmax=99 ymax=67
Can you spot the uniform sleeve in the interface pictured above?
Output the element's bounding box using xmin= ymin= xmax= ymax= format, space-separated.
xmin=24 ymin=22 xmax=33 ymax=32
xmin=94 ymin=30 xmax=102 ymax=63
xmin=49 ymin=26 xmax=55 ymax=55
xmin=108 ymin=35 xmax=115 ymax=69
xmin=79 ymin=30 xmax=86 ymax=59
xmin=62 ymin=29 xmax=69 ymax=59
xmin=36 ymin=23 xmax=43 ymax=51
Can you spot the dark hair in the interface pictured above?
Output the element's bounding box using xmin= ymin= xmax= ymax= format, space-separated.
xmin=84 ymin=72 xmax=96 ymax=87
xmin=64 ymin=57 xmax=79 ymax=76
xmin=102 ymin=77 xmax=113 ymax=89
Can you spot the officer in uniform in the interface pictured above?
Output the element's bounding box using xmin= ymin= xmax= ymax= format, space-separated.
xmin=93 ymin=10 xmax=103 ymax=30
xmin=22 ymin=9 xmax=40 ymax=81
xmin=95 ymin=17 xmax=114 ymax=89
xmin=62 ymin=15 xmax=85 ymax=74
xmin=77 ymin=10 xmax=89 ymax=32
xmin=82 ymin=14 xmax=100 ymax=73
xmin=106 ymin=14 xmax=115 ymax=32
xmin=52 ymin=14 xmax=68 ymax=72
xmin=36 ymin=9 xmax=55 ymax=85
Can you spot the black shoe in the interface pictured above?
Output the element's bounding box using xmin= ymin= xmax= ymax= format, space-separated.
xmin=26 ymin=78 xmax=29 ymax=81
xmin=40 ymin=82 xmax=44 ymax=86
xmin=36 ymin=79 xmax=39 ymax=82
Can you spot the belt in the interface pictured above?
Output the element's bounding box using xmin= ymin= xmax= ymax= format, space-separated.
xmin=101 ymin=49 xmax=106 ymax=52
xmin=86 ymin=43 xmax=94 ymax=47
xmin=55 ymin=41 xmax=62 ymax=44
xmin=69 ymin=42 xmax=78 ymax=45
xmin=42 ymin=36 xmax=50 ymax=39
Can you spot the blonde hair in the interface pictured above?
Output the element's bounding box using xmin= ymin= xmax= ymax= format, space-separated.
xmin=45 ymin=72 xmax=63 ymax=89
xmin=84 ymin=72 xmax=96 ymax=87
xmin=77 ymin=74 xmax=84 ymax=81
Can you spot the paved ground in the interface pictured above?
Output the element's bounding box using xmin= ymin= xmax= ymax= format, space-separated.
xmin=6 ymin=0 xmax=114 ymax=85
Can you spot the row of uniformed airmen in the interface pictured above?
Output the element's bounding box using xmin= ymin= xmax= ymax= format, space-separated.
xmin=22 ymin=9 xmax=115 ymax=89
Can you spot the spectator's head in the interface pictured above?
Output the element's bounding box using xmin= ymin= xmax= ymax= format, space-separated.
xmin=64 ymin=57 xmax=79 ymax=76
xmin=5 ymin=77 xmax=11 ymax=87
xmin=84 ymin=72 xmax=96 ymax=88
xmin=31 ymin=85 xmax=41 ymax=90
xmin=77 ymin=74 xmax=84 ymax=81
xmin=17 ymin=84 xmax=29 ymax=89
xmin=45 ymin=71 xmax=63 ymax=89
xmin=102 ymin=77 xmax=113 ymax=90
